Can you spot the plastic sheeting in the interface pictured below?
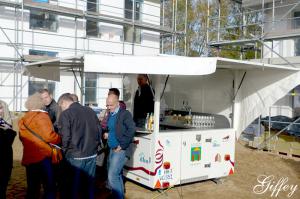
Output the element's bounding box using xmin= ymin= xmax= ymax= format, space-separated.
xmin=233 ymin=70 xmax=300 ymax=138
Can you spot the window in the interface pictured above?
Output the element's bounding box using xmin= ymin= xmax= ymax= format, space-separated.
xmin=123 ymin=25 xmax=141 ymax=43
xmin=87 ymin=0 xmax=98 ymax=12
xmin=124 ymin=0 xmax=142 ymax=43
xmin=293 ymin=11 xmax=300 ymax=29
xmin=293 ymin=85 xmax=300 ymax=108
xmin=125 ymin=0 xmax=142 ymax=21
xmin=295 ymin=38 xmax=300 ymax=56
xmin=28 ymin=80 xmax=55 ymax=96
xmin=32 ymin=0 xmax=49 ymax=2
xmin=29 ymin=49 xmax=58 ymax=57
xmin=30 ymin=10 xmax=58 ymax=31
xmin=85 ymin=73 xmax=97 ymax=106
xmin=86 ymin=0 xmax=100 ymax=37
xmin=86 ymin=20 xmax=99 ymax=37
xmin=293 ymin=12 xmax=300 ymax=56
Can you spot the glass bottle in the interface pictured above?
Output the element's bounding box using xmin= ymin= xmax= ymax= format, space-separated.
xmin=145 ymin=113 xmax=149 ymax=130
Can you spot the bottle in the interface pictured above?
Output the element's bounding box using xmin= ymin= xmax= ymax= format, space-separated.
xmin=212 ymin=116 xmax=215 ymax=128
xmin=151 ymin=114 xmax=154 ymax=131
xmin=148 ymin=113 xmax=154 ymax=131
xmin=145 ymin=113 xmax=149 ymax=130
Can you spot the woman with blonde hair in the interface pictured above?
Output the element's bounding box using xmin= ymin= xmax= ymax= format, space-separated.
xmin=19 ymin=93 xmax=61 ymax=199
xmin=0 ymin=100 xmax=12 ymax=125
xmin=0 ymin=100 xmax=16 ymax=198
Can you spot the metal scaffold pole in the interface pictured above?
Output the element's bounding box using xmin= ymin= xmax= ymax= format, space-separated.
xmin=206 ymin=0 xmax=210 ymax=53
xmin=217 ymin=0 xmax=221 ymax=43
xmin=174 ymin=0 xmax=177 ymax=55
xmin=132 ymin=0 xmax=135 ymax=55
xmin=161 ymin=0 xmax=165 ymax=54
xmin=171 ymin=0 xmax=175 ymax=55
xmin=184 ymin=0 xmax=187 ymax=56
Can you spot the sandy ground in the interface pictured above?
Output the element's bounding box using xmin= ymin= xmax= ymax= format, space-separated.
xmin=7 ymin=140 xmax=300 ymax=199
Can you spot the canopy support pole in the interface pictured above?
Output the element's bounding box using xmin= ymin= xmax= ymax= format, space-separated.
xmin=154 ymin=75 xmax=161 ymax=134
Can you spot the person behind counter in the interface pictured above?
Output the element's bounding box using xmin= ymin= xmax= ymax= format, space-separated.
xmin=133 ymin=74 xmax=154 ymax=127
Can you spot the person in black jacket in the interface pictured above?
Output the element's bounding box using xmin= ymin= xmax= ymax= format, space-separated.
xmin=39 ymin=89 xmax=59 ymax=131
xmin=57 ymin=93 xmax=101 ymax=199
xmin=39 ymin=89 xmax=62 ymax=194
xmin=133 ymin=74 xmax=154 ymax=127
xmin=0 ymin=100 xmax=16 ymax=199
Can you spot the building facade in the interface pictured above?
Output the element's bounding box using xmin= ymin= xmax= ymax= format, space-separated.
xmin=0 ymin=0 xmax=169 ymax=110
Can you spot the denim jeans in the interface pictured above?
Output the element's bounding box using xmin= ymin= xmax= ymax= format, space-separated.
xmin=25 ymin=158 xmax=55 ymax=199
xmin=108 ymin=149 xmax=127 ymax=199
xmin=65 ymin=157 xmax=96 ymax=199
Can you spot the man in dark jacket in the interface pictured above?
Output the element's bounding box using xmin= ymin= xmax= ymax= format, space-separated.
xmin=39 ymin=89 xmax=59 ymax=125
xmin=133 ymin=74 xmax=154 ymax=127
xmin=57 ymin=93 xmax=101 ymax=198
xmin=105 ymin=94 xmax=135 ymax=199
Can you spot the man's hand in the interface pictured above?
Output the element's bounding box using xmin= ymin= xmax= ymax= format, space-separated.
xmin=113 ymin=145 xmax=122 ymax=152
xmin=103 ymin=133 xmax=108 ymax=139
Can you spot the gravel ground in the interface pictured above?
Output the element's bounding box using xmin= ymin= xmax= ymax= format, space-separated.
xmin=7 ymin=140 xmax=300 ymax=199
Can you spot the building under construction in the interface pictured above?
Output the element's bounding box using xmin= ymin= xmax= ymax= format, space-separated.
xmin=0 ymin=0 xmax=186 ymax=110
xmin=1 ymin=0 xmax=300 ymax=115
xmin=208 ymin=0 xmax=300 ymax=117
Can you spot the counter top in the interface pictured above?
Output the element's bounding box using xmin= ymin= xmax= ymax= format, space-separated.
xmin=136 ymin=127 xmax=153 ymax=134
xmin=159 ymin=121 xmax=194 ymax=129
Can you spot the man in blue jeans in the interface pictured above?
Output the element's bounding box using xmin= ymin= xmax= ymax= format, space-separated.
xmin=58 ymin=93 xmax=102 ymax=199
xmin=104 ymin=94 xmax=135 ymax=199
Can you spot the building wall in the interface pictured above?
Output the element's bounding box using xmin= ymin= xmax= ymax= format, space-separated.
xmin=0 ymin=0 xmax=161 ymax=110
xmin=259 ymin=0 xmax=300 ymax=58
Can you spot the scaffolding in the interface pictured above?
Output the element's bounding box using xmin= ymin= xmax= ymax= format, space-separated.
xmin=207 ymin=0 xmax=300 ymax=61
xmin=0 ymin=0 xmax=188 ymax=111
xmin=207 ymin=0 xmax=300 ymax=151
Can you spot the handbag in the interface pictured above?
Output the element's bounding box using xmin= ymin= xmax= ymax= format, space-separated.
xmin=49 ymin=143 xmax=63 ymax=164
xmin=23 ymin=122 xmax=63 ymax=164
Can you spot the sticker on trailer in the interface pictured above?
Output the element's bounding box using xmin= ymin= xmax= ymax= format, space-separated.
xmin=125 ymin=140 xmax=164 ymax=176
xmin=139 ymin=152 xmax=151 ymax=164
xmin=191 ymin=147 xmax=201 ymax=162
xmin=212 ymin=140 xmax=220 ymax=147
xmin=215 ymin=153 xmax=221 ymax=162
xmin=222 ymin=135 xmax=230 ymax=142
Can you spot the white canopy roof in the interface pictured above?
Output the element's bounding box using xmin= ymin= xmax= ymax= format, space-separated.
xmin=84 ymin=54 xmax=299 ymax=75
xmin=84 ymin=54 xmax=217 ymax=75
xmin=24 ymin=54 xmax=299 ymax=80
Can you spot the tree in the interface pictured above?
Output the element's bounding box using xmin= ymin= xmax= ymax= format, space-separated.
xmin=161 ymin=0 xmax=209 ymax=56
xmin=161 ymin=0 xmax=261 ymax=59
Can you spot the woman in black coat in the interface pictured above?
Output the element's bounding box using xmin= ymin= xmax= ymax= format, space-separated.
xmin=0 ymin=101 xmax=16 ymax=199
